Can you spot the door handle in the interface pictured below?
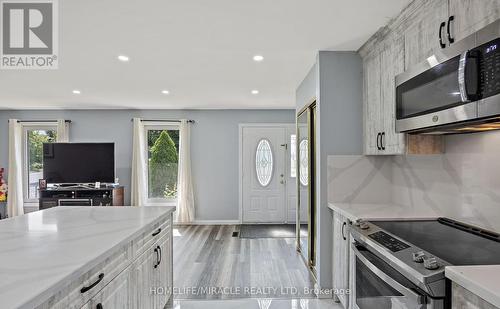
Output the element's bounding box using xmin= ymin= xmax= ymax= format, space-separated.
xmin=447 ymin=16 xmax=455 ymax=44
xmin=439 ymin=21 xmax=446 ymax=49
xmin=158 ymin=246 xmax=162 ymax=266
xmin=96 ymin=304 xmax=103 ymax=309
xmin=381 ymin=132 xmax=386 ymax=150
xmin=376 ymin=133 xmax=381 ymax=150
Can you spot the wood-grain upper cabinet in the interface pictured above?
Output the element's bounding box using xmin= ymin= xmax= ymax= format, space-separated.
xmin=363 ymin=34 xmax=406 ymax=155
xmin=363 ymin=50 xmax=383 ymax=155
xmin=332 ymin=211 xmax=350 ymax=308
xmin=404 ymin=0 xmax=449 ymax=69
xmin=449 ymin=0 xmax=500 ymax=42
xmin=380 ymin=35 xmax=406 ymax=154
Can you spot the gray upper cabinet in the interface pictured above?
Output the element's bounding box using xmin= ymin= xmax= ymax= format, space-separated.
xmin=448 ymin=0 xmax=500 ymax=42
xmin=404 ymin=0 xmax=449 ymax=69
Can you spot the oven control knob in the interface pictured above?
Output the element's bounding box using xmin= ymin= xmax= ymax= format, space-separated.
xmin=359 ymin=222 xmax=370 ymax=230
xmin=412 ymin=251 xmax=426 ymax=263
xmin=423 ymin=257 xmax=440 ymax=270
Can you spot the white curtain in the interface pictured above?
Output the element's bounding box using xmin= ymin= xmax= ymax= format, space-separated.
xmin=56 ymin=119 xmax=69 ymax=142
xmin=131 ymin=118 xmax=147 ymax=206
xmin=176 ymin=119 xmax=195 ymax=223
xmin=7 ymin=119 xmax=24 ymax=217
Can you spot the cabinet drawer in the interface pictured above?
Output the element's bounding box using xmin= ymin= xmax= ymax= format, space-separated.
xmin=131 ymin=217 xmax=171 ymax=260
xmin=36 ymin=244 xmax=131 ymax=309
xmin=84 ymin=265 xmax=132 ymax=309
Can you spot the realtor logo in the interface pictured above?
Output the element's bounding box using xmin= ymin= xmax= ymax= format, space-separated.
xmin=1 ymin=0 xmax=58 ymax=69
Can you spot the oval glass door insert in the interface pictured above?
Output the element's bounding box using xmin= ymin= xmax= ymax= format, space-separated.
xmin=255 ymin=139 xmax=274 ymax=187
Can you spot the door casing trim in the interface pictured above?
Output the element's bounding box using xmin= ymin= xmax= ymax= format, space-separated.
xmin=238 ymin=123 xmax=295 ymax=224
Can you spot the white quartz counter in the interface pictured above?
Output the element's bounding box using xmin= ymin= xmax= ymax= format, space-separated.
xmin=446 ymin=265 xmax=500 ymax=308
xmin=0 ymin=206 xmax=175 ymax=309
xmin=328 ymin=202 xmax=441 ymax=222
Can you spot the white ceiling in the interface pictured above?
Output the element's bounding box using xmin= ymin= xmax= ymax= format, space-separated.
xmin=0 ymin=0 xmax=411 ymax=110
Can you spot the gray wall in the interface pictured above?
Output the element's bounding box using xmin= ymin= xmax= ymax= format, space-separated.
xmin=296 ymin=51 xmax=363 ymax=290
xmin=0 ymin=109 xmax=294 ymax=221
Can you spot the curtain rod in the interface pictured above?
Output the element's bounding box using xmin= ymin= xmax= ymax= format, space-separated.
xmin=131 ymin=118 xmax=195 ymax=123
xmin=16 ymin=120 xmax=72 ymax=123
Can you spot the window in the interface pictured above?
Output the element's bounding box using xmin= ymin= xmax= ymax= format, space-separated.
xmin=255 ymin=139 xmax=273 ymax=187
xmin=145 ymin=124 xmax=180 ymax=204
xmin=23 ymin=125 xmax=57 ymax=202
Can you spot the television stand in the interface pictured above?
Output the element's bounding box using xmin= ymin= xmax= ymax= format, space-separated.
xmin=39 ymin=186 xmax=124 ymax=210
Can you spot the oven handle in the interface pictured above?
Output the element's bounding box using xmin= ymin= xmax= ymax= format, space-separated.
xmin=351 ymin=244 xmax=426 ymax=305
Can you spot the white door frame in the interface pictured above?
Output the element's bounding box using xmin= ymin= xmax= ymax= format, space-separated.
xmin=238 ymin=123 xmax=295 ymax=224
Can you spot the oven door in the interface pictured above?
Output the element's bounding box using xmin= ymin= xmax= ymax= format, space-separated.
xmin=395 ymin=51 xmax=480 ymax=133
xmin=352 ymin=243 xmax=428 ymax=309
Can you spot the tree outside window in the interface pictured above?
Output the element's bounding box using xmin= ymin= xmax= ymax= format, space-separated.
xmin=147 ymin=129 xmax=179 ymax=200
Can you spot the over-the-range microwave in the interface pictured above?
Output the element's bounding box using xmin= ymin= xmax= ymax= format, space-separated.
xmin=395 ymin=19 xmax=500 ymax=134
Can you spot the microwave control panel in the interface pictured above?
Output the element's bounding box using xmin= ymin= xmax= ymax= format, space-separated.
xmin=479 ymin=38 xmax=500 ymax=98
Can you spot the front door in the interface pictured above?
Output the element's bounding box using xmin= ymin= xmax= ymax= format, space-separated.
xmin=241 ymin=125 xmax=295 ymax=223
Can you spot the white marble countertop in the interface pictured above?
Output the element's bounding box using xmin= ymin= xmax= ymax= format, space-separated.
xmin=328 ymin=202 xmax=441 ymax=222
xmin=0 ymin=206 xmax=175 ymax=309
xmin=446 ymin=265 xmax=500 ymax=308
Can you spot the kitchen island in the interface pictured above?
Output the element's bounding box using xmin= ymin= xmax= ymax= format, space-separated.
xmin=0 ymin=206 xmax=175 ymax=309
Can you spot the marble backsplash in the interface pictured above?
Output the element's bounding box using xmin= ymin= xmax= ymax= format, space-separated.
xmin=328 ymin=130 xmax=500 ymax=233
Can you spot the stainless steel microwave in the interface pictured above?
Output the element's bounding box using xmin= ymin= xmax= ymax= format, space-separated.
xmin=396 ymin=19 xmax=500 ymax=134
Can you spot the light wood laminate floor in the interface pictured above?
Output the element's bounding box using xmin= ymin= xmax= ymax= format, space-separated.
xmin=173 ymin=225 xmax=316 ymax=300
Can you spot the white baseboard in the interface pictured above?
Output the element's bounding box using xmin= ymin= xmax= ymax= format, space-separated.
xmin=174 ymin=220 xmax=240 ymax=225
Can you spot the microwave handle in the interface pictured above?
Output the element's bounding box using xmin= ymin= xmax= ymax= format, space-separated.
xmin=458 ymin=51 xmax=469 ymax=102
xmin=351 ymin=244 xmax=426 ymax=304
xmin=458 ymin=51 xmax=480 ymax=103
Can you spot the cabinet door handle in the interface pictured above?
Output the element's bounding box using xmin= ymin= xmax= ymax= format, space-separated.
xmin=80 ymin=273 xmax=104 ymax=294
xmin=154 ymin=247 xmax=160 ymax=268
xmin=381 ymin=132 xmax=386 ymax=150
xmin=439 ymin=21 xmax=446 ymax=48
xmin=341 ymin=222 xmax=347 ymax=241
xmin=96 ymin=304 xmax=103 ymax=309
xmin=447 ymin=16 xmax=455 ymax=44
xmin=152 ymin=228 xmax=162 ymax=237
xmin=158 ymin=246 xmax=162 ymax=266
xmin=376 ymin=133 xmax=381 ymax=150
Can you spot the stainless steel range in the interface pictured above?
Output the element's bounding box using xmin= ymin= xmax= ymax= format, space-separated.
xmin=350 ymin=218 xmax=500 ymax=309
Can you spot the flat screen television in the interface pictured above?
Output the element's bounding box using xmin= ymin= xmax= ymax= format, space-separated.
xmin=43 ymin=143 xmax=115 ymax=184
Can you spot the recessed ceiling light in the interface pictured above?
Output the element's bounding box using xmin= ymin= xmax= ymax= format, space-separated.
xmin=117 ymin=55 xmax=130 ymax=62
xmin=72 ymin=90 xmax=81 ymax=94
xmin=251 ymin=90 xmax=259 ymax=95
xmin=253 ymin=55 xmax=264 ymax=62
xmin=161 ymin=90 xmax=170 ymax=95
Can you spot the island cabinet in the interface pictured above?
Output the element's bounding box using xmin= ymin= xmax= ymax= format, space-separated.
xmin=332 ymin=210 xmax=351 ymax=308
xmin=452 ymin=282 xmax=500 ymax=309
xmin=35 ymin=214 xmax=173 ymax=309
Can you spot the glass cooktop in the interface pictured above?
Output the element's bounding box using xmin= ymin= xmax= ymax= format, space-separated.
xmin=372 ymin=219 xmax=500 ymax=265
